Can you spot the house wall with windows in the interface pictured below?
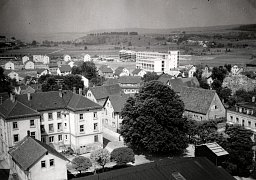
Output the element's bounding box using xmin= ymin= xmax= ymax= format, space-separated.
xmin=24 ymin=61 xmax=35 ymax=70
xmin=207 ymin=94 xmax=226 ymax=120
xmin=5 ymin=61 xmax=14 ymax=70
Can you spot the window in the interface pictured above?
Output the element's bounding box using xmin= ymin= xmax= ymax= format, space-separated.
xmin=94 ymin=135 xmax=98 ymax=142
xmin=49 ymin=124 xmax=54 ymax=132
xmin=57 ymin=112 xmax=61 ymax=119
xmin=41 ymin=125 xmax=45 ymax=133
xmin=49 ymin=136 xmax=54 ymax=143
xmin=80 ymin=125 xmax=84 ymax=132
xmin=30 ymin=132 xmax=36 ymax=138
xmin=236 ymin=117 xmax=239 ymax=123
xmin=13 ymin=122 xmax=18 ymax=129
xmin=41 ymin=136 xmax=46 ymax=143
xmin=242 ymin=120 xmax=245 ymax=126
xmin=80 ymin=114 xmax=83 ymax=120
xmin=13 ymin=134 xmax=19 ymax=142
xmin=93 ymin=112 xmax=97 ymax=119
xmin=65 ymin=135 xmax=68 ymax=140
xmin=94 ymin=123 xmax=98 ymax=131
xmin=48 ymin=113 xmax=53 ymax=120
xmin=30 ymin=120 xmax=35 ymax=127
xmin=41 ymin=161 xmax=46 ymax=168
xmin=248 ymin=121 xmax=251 ymax=127
xmin=57 ymin=123 xmax=62 ymax=131
xmin=50 ymin=159 xmax=54 ymax=167
xmin=230 ymin=116 xmax=233 ymax=121
xmin=58 ymin=135 xmax=62 ymax=141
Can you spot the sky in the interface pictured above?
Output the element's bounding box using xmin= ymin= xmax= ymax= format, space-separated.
xmin=0 ymin=0 xmax=255 ymax=37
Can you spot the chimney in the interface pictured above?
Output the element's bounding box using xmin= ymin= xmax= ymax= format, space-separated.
xmin=27 ymin=130 xmax=30 ymax=136
xmin=59 ymin=89 xmax=63 ymax=98
xmin=252 ymin=96 xmax=255 ymax=103
xmin=73 ymin=87 xmax=76 ymax=94
xmin=27 ymin=93 xmax=31 ymax=101
xmin=79 ymin=88 xmax=82 ymax=95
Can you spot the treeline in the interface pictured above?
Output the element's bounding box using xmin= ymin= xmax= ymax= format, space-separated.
xmin=88 ymin=32 xmax=138 ymax=36
xmin=233 ymin=24 xmax=256 ymax=32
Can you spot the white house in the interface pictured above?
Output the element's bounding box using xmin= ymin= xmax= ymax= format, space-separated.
xmin=64 ymin=55 xmax=71 ymax=62
xmin=24 ymin=60 xmax=35 ymax=70
xmin=33 ymin=55 xmax=50 ymax=64
xmin=4 ymin=61 xmax=15 ymax=70
xmin=231 ymin=65 xmax=243 ymax=75
xmin=5 ymin=71 xmax=21 ymax=82
xmin=9 ymin=136 xmax=68 ymax=180
xmin=78 ymin=75 xmax=89 ymax=88
xmin=132 ymin=69 xmax=147 ymax=77
xmin=22 ymin=56 xmax=30 ymax=64
xmin=57 ymin=65 xmax=72 ymax=76
xmin=84 ymin=54 xmax=91 ymax=62
xmin=114 ymin=67 xmax=130 ymax=77
xmin=68 ymin=61 xmax=75 ymax=68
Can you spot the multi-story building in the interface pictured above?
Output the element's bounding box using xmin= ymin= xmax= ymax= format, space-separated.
xmin=119 ymin=50 xmax=136 ymax=61
xmin=118 ymin=76 xmax=142 ymax=94
xmin=33 ymin=55 xmax=50 ymax=64
xmin=135 ymin=50 xmax=180 ymax=74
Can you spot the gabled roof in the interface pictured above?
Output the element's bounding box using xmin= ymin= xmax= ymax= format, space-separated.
xmin=118 ymin=76 xmax=142 ymax=84
xmin=181 ymin=77 xmax=200 ymax=88
xmin=104 ymin=78 xmax=119 ymax=86
xmin=158 ymin=74 xmax=174 ymax=84
xmin=89 ymin=84 xmax=122 ymax=100
xmin=204 ymin=142 xmax=229 ymax=156
xmin=67 ymin=93 xmax=102 ymax=111
xmin=0 ymin=99 xmax=40 ymax=120
xmin=59 ymin=65 xmax=71 ymax=72
xmin=180 ymin=87 xmax=216 ymax=115
xmin=9 ymin=136 xmax=67 ymax=171
xmin=168 ymin=79 xmax=185 ymax=93
xmin=132 ymin=69 xmax=143 ymax=75
xmin=20 ymin=85 xmax=36 ymax=94
xmin=36 ymin=68 xmax=48 ymax=74
xmin=114 ymin=67 xmax=126 ymax=76
xmin=99 ymin=65 xmax=113 ymax=73
xmin=74 ymin=157 xmax=235 ymax=180
xmin=49 ymin=63 xmax=58 ymax=68
xmin=108 ymin=95 xmax=129 ymax=113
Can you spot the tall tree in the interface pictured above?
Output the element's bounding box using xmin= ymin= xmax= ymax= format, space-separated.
xmin=72 ymin=156 xmax=92 ymax=175
xmin=90 ymin=149 xmax=110 ymax=172
xmin=110 ymin=147 xmax=135 ymax=166
xmin=63 ymin=75 xmax=84 ymax=90
xmin=120 ymin=81 xmax=188 ymax=155
xmin=211 ymin=66 xmax=228 ymax=83
xmin=80 ymin=62 xmax=98 ymax=80
xmin=142 ymin=72 xmax=160 ymax=82
xmin=0 ymin=67 xmax=13 ymax=93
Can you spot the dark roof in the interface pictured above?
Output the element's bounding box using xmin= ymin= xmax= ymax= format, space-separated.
xmin=99 ymin=65 xmax=113 ymax=73
xmin=59 ymin=65 xmax=71 ymax=72
xmin=49 ymin=63 xmax=58 ymax=68
xmin=104 ymin=78 xmax=119 ymax=86
xmin=158 ymin=74 xmax=175 ymax=84
xmin=132 ymin=68 xmax=143 ymax=75
xmin=180 ymin=87 xmax=216 ymax=114
xmin=181 ymin=77 xmax=200 ymax=88
xmin=74 ymin=157 xmax=235 ymax=180
xmin=118 ymin=76 xmax=142 ymax=84
xmin=20 ymin=85 xmax=36 ymax=94
xmin=0 ymin=99 xmax=40 ymax=120
xmin=67 ymin=93 xmax=102 ymax=111
xmin=89 ymin=84 xmax=122 ymax=100
xmin=9 ymin=136 xmax=67 ymax=171
xmin=168 ymin=79 xmax=185 ymax=93
xmin=0 ymin=169 xmax=10 ymax=180
xmin=0 ymin=92 xmax=9 ymax=103
xmin=114 ymin=67 xmax=126 ymax=76
xmin=108 ymin=95 xmax=129 ymax=113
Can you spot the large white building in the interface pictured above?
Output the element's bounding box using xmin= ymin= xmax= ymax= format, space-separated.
xmin=135 ymin=50 xmax=180 ymax=74
xmin=33 ymin=55 xmax=50 ymax=64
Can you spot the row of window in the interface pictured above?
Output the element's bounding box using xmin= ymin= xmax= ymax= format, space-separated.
xmin=13 ymin=120 xmax=35 ymax=130
xmin=79 ymin=112 xmax=97 ymax=120
xmin=41 ymin=159 xmax=54 ymax=168
xmin=79 ymin=123 xmax=98 ymax=133
xmin=230 ymin=115 xmax=256 ymax=128
xmin=47 ymin=112 xmax=62 ymax=120
xmin=123 ymin=89 xmax=138 ymax=93
xmin=41 ymin=122 xmax=65 ymax=133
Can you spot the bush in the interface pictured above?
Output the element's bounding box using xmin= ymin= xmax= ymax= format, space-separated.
xmin=72 ymin=156 xmax=92 ymax=174
xmin=111 ymin=147 xmax=135 ymax=165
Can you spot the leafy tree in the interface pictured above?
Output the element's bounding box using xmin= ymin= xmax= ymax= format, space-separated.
xmin=42 ymin=77 xmax=60 ymax=92
xmin=0 ymin=67 xmax=13 ymax=93
xmin=71 ymin=66 xmax=82 ymax=75
xmin=63 ymin=75 xmax=84 ymax=90
xmin=110 ymin=147 xmax=135 ymax=166
xmin=219 ymin=87 xmax=232 ymax=103
xmin=211 ymin=66 xmax=228 ymax=83
xmin=38 ymin=74 xmax=51 ymax=84
xmin=193 ymin=68 xmax=210 ymax=89
xmin=120 ymin=81 xmax=188 ymax=155
xmin=224 ymin=64 xmax=232 ymax=72
xmin=211 ymin=79 xmax=222 ymax=93
xmin=90 ymin=149 xmax=110 ymax=172
xmin=72 ymin=156 xmax=92 ymax=174
xmin=31 ymin=40 xmax=37 ymax=46
xmin=90 ymin=76 xmax=105 ymax=87
xmin=142 ymin=72 xmax=160 ymax=82
xmin=80 ymin=62 xmax=98 ymax=80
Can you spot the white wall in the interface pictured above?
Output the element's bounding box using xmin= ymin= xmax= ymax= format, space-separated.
xmin=5 ymin=62 xmax=14 ymax=70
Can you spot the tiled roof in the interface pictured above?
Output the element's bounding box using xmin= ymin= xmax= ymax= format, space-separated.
xmin=168 ymin=79 xmax=185 ymax=93
xmin=99 ymin=65 xmax=113 ymax=73
xmin=59 ymin=65 xmax=71 ymax=72
xmin=118 ymin=76 xmax=142 ymax=84
xmin=49 ymin=63 xmax=58 ymax=68
xmin=0 ymin=99 xmax=40 ymax=120
xmin=158 ymin=74 xmax=174 ymax=84
xmin=0 ymin=92 xmax=9 ymax=103
xmin=104 ymin=78 xmax=119 ymax=86
xmin=181 ymin=77 xmax=200 ymax=88
xmin=132 ymin=69 xmax=142 ymax=75
xmin=74 ymin=157 xmax=235 ymax=180
xmin=67 ymin=93 xmax=102 ymax=111
xmin=89 ymin=84 xmax=122 ymax=100
xmin=180 ymin=87 xmax=216 ymax=115
xmin=114 ymin=67 xmax=125 ymax=76
xmin=9 ymin=136 xmax=67 ymax=171
xmin=108 ymin=95 xmax=129 ymax=113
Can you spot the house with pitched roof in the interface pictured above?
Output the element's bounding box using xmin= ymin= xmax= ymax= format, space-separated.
xmin=24 ymin=60 xmax=35 ymax=70
xmin=180 ymin=87 xmax=225 ymax=121
xmin=98 ymin=65 xmax=114 ymax=78
xmin=181 ymin=77 xmax=200 ymax=88
xmin=4 ymin=61 xmax=14 ymax=70
xmin=102 ymin=94 xmax=129 ymax=133
xmin=64 ymin=54 xmax=71 ymax=62
xmin=48 ymin=63 xmax=58 ymax=75
xmin=22 ymin=55 xmax=30 ymax=64
xmin=9 ymin=136 xmax=68 ymax=180
xmin=132 ymin=68 xmax=147 ymax=77
xmin=57 ymin=65 xmax=72 ymax=76
xmin=114 ymin=67 xmax=129 ymax=77
xmin=118 ymin=76 xmax=142 ymax=94
xmin=0 ymin=95 xmax=41 ymax=162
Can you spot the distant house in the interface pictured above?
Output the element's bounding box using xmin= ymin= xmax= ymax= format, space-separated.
xmin=231 ymin=65 xmax=243 ymax=75
xmin=114 ymin=67 xmax=129 ymax=77
xmin=180 ymin=87 xmax=226 ymax=121
xmin=33 ymin=55 xmax=50 ymax=64
xmin=64 ymin=54 xmax=71 ymax=62
xmin=168 ymin=68 xmax=181 ymax=77
xmin=36 ymin=69 xmax=49 ymax=77
xmin=57 ymin=60 xmax=67 ymax=67
xmin=57 ymin=65 xmax=71 ymax=76
xmin=187 ymin=65 xmax=197 ymax=78
xmin=24 ymin=60 xmax=35 ymax=70
xmin=158 ymin=74 xmax=175 ymax=84
xmin=48 ymin=63 xmax=58 ymax=75
xmin=118 ymin=76 xmax=142 ymax=94
xmin=22 ymin=55 xmax=30 ymax=64
xmin=68 ymin=61 xmax=75 ymax=68
xmin=75 ymin=157 xmax=235 ymax=180
xmin=103 ymin=94 xmax=129 ymax=133
xmin=4 ymin=61 xmax=14 ymax=70
xmin=9 ymin=136 xmax=68 ymax=180
xmin=165 ymin=78 xmax=185 ymax=94
xmin=18 ymin=85 xmax=36 ymax=94
xmin=98 ymin=65 xmax=114 ymax=78
xmin=4 ymin=70 xmax=21 ymax=82
xmin=87 ymin=84 xmax=122 ymax=105
xmin=34 ymin=62 xmax=48 ymax=69
xmin=181 ymin=77 xmax=200 ymax=88
xmin=132 ymin=69 xmax=147 ymax=77
xmin=83 ymin=54 xmax=91 ymax=62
